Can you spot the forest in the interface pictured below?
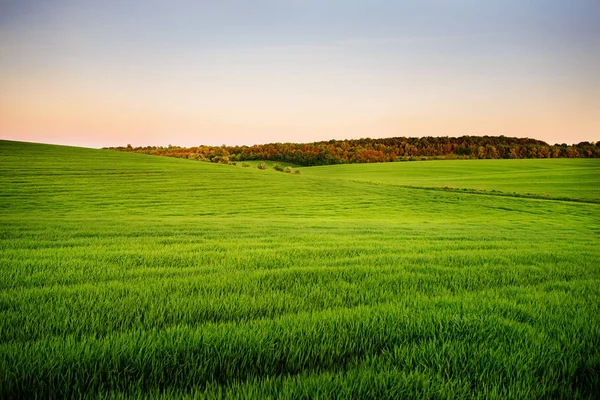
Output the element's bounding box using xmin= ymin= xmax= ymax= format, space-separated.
xmin=107 ymin=136 xmax=600 ymax=166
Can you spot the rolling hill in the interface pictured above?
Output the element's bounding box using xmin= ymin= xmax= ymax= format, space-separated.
xmin=1 ymin=140 xmax=599 ymax=398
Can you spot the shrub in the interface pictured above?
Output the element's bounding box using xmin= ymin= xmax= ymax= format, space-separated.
xmin=294 ymin=170 xmax=301 ymax=174
xmin=257 ymin=162 xmax=267 ymax=170
xmin=285 ymin=166 xmax=292 ymax=173
xmin=188 ymin=153 xmax=206 ymax=162
xmin=241 ymin=163 xmax=251 ymax=168
xmin=273 ymin=163 xmax=284 ymax=172
xmin=211 ymin=155 xmax=231 ymax=164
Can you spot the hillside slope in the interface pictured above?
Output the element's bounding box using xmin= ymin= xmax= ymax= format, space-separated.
xmin=1 ymin=140 xmax=599 ymax=398
xmin=303 ymin=158 xmax=600 ymax=201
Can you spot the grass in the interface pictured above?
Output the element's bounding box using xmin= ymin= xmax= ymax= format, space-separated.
xmin=303 ymin=159 xmax=600 ymax=201
xmin=1 ymin=140 xmax=599 ymax=398
xmin=234 ymin=159 xmax=301 ymax=170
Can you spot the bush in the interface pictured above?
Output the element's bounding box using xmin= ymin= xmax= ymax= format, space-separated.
xmin=257 ymin=162 xmax=267 ymax=170
xmin=273 ymin=163 xmax=284 ymax=172
xmin=241 ymin=163 xmax=251 ymax=168
xmin=211 ymin=156 xmax=231 ymax=164
xmin=285 ymin=166 xmax=292 ymax=173
xmin=294 ymin=170 xmax=301 ymax=174
xmin=188 ymin=153 xmax=206 ymax=162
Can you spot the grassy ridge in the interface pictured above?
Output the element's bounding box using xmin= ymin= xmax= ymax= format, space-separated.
xmin=303 ymin=159 xmax=600 ymax=201
xmin=1 ymin=140 xmax=599 ymax=398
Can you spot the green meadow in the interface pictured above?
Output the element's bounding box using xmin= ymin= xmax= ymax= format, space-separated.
xmin=303 ymin=159 xmax=600 ymax=202
xmin=1 ymin=140 xmax=599 ymax=398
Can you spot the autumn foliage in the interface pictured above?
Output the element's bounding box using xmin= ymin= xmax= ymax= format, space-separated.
xmin=108 ymin=136 xmax=600 ymax=166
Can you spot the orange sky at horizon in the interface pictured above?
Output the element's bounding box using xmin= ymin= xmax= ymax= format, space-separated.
xmin=2 ymin=69 xmax=598 ymax=148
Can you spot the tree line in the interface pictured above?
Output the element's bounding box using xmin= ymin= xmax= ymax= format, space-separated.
xmin=106 ymin=136 xmax=600 ymax=166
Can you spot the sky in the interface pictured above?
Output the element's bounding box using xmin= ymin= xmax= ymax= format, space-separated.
xmin=1 ymin=0 xmax=599 ymax=148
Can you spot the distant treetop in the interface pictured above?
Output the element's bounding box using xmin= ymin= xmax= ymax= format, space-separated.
xmin=106 ymin=136 xmax=600 ymax=166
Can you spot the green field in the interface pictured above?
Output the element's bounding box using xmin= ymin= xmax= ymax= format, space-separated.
xmin=303 ymin=159 xmax=600 ymax=201
xmin=1 ymin=140 xmax=599 ymax=398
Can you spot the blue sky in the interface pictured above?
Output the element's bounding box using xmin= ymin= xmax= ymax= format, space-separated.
xmin=1 ymin=0 xmax=598 ymax=147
